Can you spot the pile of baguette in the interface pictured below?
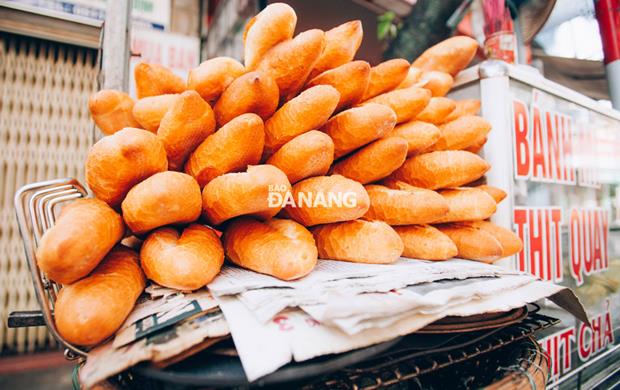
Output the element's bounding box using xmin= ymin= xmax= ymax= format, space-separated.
xmin=35 ymin=3 xmax=522 ymax=348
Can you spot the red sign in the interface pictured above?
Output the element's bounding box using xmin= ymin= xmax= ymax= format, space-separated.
xmin=569 ymin=208 xmax=610 ymax=285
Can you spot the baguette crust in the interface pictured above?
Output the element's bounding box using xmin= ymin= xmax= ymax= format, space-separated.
xmin=436 ymin=223 xmax=503 ymax=263
xmin=385 ymin=120 xmax=440 ymax=156
xmin=311 ymin=220 xmax=403 ymax=264
xmin=158 ymin=90 xmax=216 ymax=170
xmin=122 ymin=171 xmax=202 ymax=235
xmin=321 ymin=103 xmax=396 ymax=159
xmin=285 ymin=175 xmax=370 ymax=226
xmin=461 ymin=221 xmax=523 ymax=257
xmin=397 ymin=66 xmax=423 ymax=89
xmin=432 ymin=115 xmax=492 ymax=151
xmin=89 ymin=90 xmax=140 ymax=135
xmin=394 ymin=225 xmax=457 ymax=260
xmin=264 ymin=85 xmax=339 ymax=155
xmin=134 ymin=62 xmax=186 ymax=98
xmin=309 ymin=20 xmax=363 ymax=79
xmin=188 ymin=57 xmax=246 ymax=102
xmin=85 ymin=127 xmax=168 ymax=206
xmin=214 ymin=71 xmax=279 ymax=126
xmin=331 ymin=137 xmax=408 ymax=184
xmin=419 ymin=70 xmax=453 ymax=97
xmin=412 ymin=36 xmax=478 ymax=76
xmin=244 ymin=3 xmax=297 ymax=71
xmin=474 ymin=184 xmax=507 ymax=203
xmin=36 ymin=198 xmax=124 ymax=284
xmin=305 ymin=61 xmax=370 ymax=111
xmin=416 ymin=97 xmax=456 ymax=124
xmin=54 ymin=246 xmax=145 ymax=346
xmin=363 ymin=87 xmax=431 ymax=123
xmin=185 ymin=113 xmax=264 ymax=187
xmin=434 ymin=188 xmax=497 ymax=223
xmin=389 ymin=151 xmax=490 ymax=190
xmin=223 ymin=218 xmax=317 ymax=280
xmin=442 ymin=99 xmax=481 ymax=123
xmin=141 ymin=224 xmax=224 ymax=290
xmin=132 ymin=94 xmax=180 ymax=133
xmin=202 ymin=165 xmax=291 ymax=225
xmin=266 ymin=130 xmax=334 ymax=184
xmin=361 ymin=59 xmax=410 ymax=100
xmin=363 ymin=184 xmax=448 ymax=225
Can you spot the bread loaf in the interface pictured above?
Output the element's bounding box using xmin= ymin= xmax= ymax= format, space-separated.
xmin=363 ymin=184 xmax=448 ymax=225
xmin=360 ymin=59 xmax=410 ymax=101
xmin=158 ymin=90 xmax=216 ymax=170
xmin=134 ymin=62 xmax=186 ymax=98
xmin=185 ymin=113 xmax=264 ymax=187
xmin=285 ymin=175 xmax=369 ymax=226
xmin=397 ymin=66 xmax=423 ymax=89
xmin=311 ymin=220 xmax=403 ymax=264
xmin=266 ymin=130 xmax=334 ymax=184
xmin=474 ymin=184 xmax=507 ymax=203
xmin=415 ymin=97 xmax=456 ymax=124
xmin=54 ymin=246 xmax=145 ymax=346
xmin=264 ymin=85 xmax=339 ymax=156
xmin=461 ymin=221 xmax=523 ymax=257
xmin=255 ymin=29 xmax=326 ymax=100
xmin=141 ymin=224 xmax=224 ymax=290
xmin=331 ymin=137 xmax=408 ymax=184
xmin=214 ymin=71 xmax=279 ymax=126
xmin=89 ymin=90 xmax=140 ymax=135
xmin=465 ymin=136 xmax=487 ymax=154
xmin=122 ymin=171 xmax=202 ymax=235
xmin=363 ymin=87 xmax=431 ymax=123
xmin=188 ymin=57 xmax=246 ymax=102
xmin=436 ymin=223 xmax=503 ymax=263
xmin=442 ymin=99 xmax=481 ymax=123
xmin=385 ymin=120 xmax=440 ymax=156
xmin=36 ymin=198 xmax=124 ymax=284
xmin=202 ymin=165 xmax=291 ymax=225
xmin=432 ymin=115 xmax=491 ymax=151
xmin=132 ymin=94 xmax=179 ymax=133
xmin=321 ymin=103 xmax=396 ymax=159
xmin=308 ymin=20 xmax=363 ymax=79
xmin=305 ymin=61 xmax=370 ymax=111
xmin=85 ymin=127 xmax=168 ymax=206
xmin=394 ymin=225 xmax=457 ymax=260
xmin=419 ymin=70 xmax=453 ymax=97
xmin=223 ymin=218 xmax=317 ymax=280
xmin=433 ymin=188 xmax=497 ymax=223
xmin=389 ymin=151 xmax=490 ymax=190
xmin=412 ymin=36 xmax=478 ymax=76
xmin=244 ymin=3 xmax=297 ymax=71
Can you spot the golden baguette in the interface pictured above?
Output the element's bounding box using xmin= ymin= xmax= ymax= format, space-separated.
xmin=305 ymin=60 xmax=370 ymax=111
xmin=89 ymin=90 xmax=140 ymax=135
xmin=363 ymin=184 xmax=448 ymax=225
xmin=361 ymin=59 xmax=410 ymax=100
xmin=474 ymin=184 xmax=507 ymax=203
xmin=416 ymin=97 xmax=456 ymax=124
xmin=134 ymin=62 xmax=185 ymax=99
xmin=363 ymin=86 xmax=431 ymax=123
xmin=433 ymin=188 xmax=497 ymax=223
xmin=385 ymin=120 xmax=440 ymax=156
xmin=436 ymin=223 xmax=503 ymax=263
xmin=419 ymin=70 xmax=453 ymax=97
xmin=394 ymin=225 xmax=457 ymax=260
xmin=412 ymin=36 xmax=478 ymax=76
xmin=461 ymin=221 xmax=523 ymax=257
xmin=309 ymin=20 xmax=363 ymax=79
xmin=432 ymin=115 xmax=492 ymax=151
xmin=397 ymin=66 xmax=423 ymax=89
xmin=132 ymin=94 xmax=179 ymax=133
xmin=187 ymin=57 xmax=246 ymax=102
xmin=442 ymin=99 xmax=481 ymax=123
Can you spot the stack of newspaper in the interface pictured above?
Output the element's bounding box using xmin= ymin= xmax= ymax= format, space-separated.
xmin=80 ymin=258 xmax=586 ymax=386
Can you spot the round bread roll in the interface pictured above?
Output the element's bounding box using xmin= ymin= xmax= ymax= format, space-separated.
xmin=36 ymin=198 xmax=124 ymax=284
xmin=415 ymin=97 xmax=456 ymax=124
xmin=394 ymin=225 xmax=457 ymax=260
xmin=89 ymin=90 xmax=140 ymax=135
xmin=436 ymin=223 xmax=503 ymax=263
xmin=122 ymin=171 xmax=202 ymax=235
xmin=214 ymin=71 xmax=279 ymax=126
xmin=308 ymin=20 xmax=363 ymax=80
xmin=255 ymin=29 xmax=326 ymax=100
xmin=474 ymin=184 xmax=507 ymax=204
xmin=202 ymin=165 xmax=291 ymax=225
xmin=311 ymin=220 xmax=403 ymax=264
xmin=360 ymin=59 xmax=410 ymax=101
xmin=188 ymin=57 xmax=246 ymax=102
xmin=363 ymin=184 xmax=448 ymax=225
xmin=321 ymin=103 xmax=396 ymax=159
xmin=462 ymin=221 xmax=523 ymax=257
xmin=396 ymin=66 xmax=423 ymax=89
xmin=305 ymin=61 xmax=370 ymax=111
xmin=141 ymin=224 xmax=224 ymax=290
xmin=389 ymin=151 xmax=490 ymax=190
xmin=223 ymin=218 xmax=317 ymax=280
xmin=264 ymin=85 xmax=339 ymax=156
xmin=363 ymin=86 xmax=431 ymax=123
xmin=244 ymin=3 xmax=297 ymax=71
xmin=442 ymin=99 xmax=481 ymax=123
xmin=331 ymin=137 xmax=408 ymax=184
xmin=132 ymin=94 xmax=180 ymax=133
xmin=134 ymin=62 xmax=186 ymax=99
xmin=285 ymin=175 xmax=369 ymax=227
xmin=85 ymin=127 xmax=168 ymax=206
xmin=432 ymin=115 xmax=492 ymax=151
xmin=419 ymin=70 xmax=453 ymax=97
xmin=158 ymin=90 xmax=216 ymax=170
xmin=434 ymin=188 xmax=497 ymax=223
xmin=185 ymin=113 xmax=264 ymax=188
xmin=54 ymin=245 xmax=145 ymax=346
xmin=412 ymin=36 xmax=478 ymax=76
xmin=385 ymin=120 xmax=440 ymax=156
xmin=266 ymin=130 xmax=334 ymax=184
